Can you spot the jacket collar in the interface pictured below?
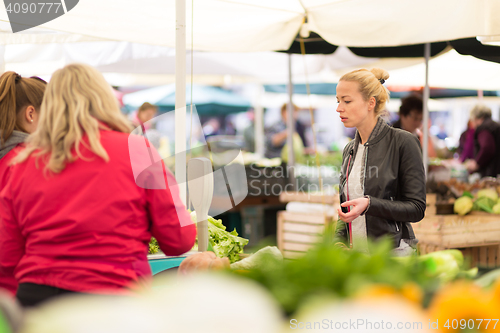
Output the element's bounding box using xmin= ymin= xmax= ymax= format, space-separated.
xmin=354 ymin=117 xmax=390 ymax=148
xmin=0 ymin=130 xmax=29 ymax=159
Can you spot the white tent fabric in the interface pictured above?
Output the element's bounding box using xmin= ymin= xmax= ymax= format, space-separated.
xmin=2 ymin=40 xmax=444 ymax=87
xmin=1 ymin=0 xmax=499 ymax=51
xmin=384 ymin=49 xmax=500 ymax=91
xmin=0 ymin=21 xmax=102 ymax=44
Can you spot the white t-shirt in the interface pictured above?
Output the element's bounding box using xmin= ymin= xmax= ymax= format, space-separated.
xmin=345 ymin=143 xmax=369 ymax=253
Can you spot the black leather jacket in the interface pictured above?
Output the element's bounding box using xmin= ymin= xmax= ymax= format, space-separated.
xmin=337 ymin=118 xmax=426 ymax=248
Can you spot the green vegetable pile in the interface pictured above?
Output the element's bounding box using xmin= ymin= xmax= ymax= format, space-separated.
xmin=454 ymin=188 xmax=500 ymax=215
xmin=231 ymin=238 xmax=475 ymax=314
xmin=148 ymin=237 xmax=159 ymax=255
xmin=191 ymin=212 xmax=249 ymax=263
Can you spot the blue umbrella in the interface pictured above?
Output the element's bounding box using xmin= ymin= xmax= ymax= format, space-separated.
xmin=123 ymin=84 xmax=251 ymax=116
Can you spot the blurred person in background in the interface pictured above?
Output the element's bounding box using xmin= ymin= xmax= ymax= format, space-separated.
xmin=336 ymin=68 xmax=425 ymax=256
xmin=392 ymin=94 xmax=437 ymax=158
xmin=202 ymin=118 xmax=221 ymax=138
xmin=131 ymin=102 xmax=157 ymax=130
xmin=465 ymin=104 xmax=500 ymax=177
xmin=0 ymin=72 xmax=46 ymax=296
xmin=264 ymin=103 xmax=306 ymax=159
xmin=392 ymin=94 xmax=423 ymax=134
xmin=457 ymin=120 xmax=475 ymax=162
xmin=242 ymin=109 xmax=255 ymax=153
xmin=131 ymin=102 xmax=161 ymax=149
xmin=0 ymin=64 xmax=196 ymax=307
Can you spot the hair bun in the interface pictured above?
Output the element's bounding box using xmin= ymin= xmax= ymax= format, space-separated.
xmin=370 ymin=68 xmax=389 ymax=82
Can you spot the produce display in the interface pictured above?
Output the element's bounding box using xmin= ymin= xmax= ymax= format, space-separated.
xmin=230 ymin=239 xmax=476 ymax=314
xmin=453 ymin=187 xmax=500 ymax=215
xmin=148 ymin=212 xmax=249 ymax=264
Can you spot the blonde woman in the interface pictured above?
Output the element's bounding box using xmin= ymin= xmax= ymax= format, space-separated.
xmin=0 ymin=64 xmax=196 ymax=306
xmin=336 ymin=68 xmax=426 ymax=255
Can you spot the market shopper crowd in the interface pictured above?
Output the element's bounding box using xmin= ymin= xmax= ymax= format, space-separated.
xmin=1 ymin=63 xmax=499 ymax=308
xmin=0 ymin=64 xmax=195 ymax=307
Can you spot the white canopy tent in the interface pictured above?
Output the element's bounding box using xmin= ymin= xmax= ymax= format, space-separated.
xmin=1 ymin=0 xmax=500 ymax=199
xmin=1 ymin=0 xmax=499 ymax=51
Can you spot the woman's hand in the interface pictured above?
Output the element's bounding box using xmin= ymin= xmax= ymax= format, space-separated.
xmin=465 ymin=159 xmax=478 ymax=173
xmin=337 ymin=197 xmax=369 ymax=223
xmin=178 ymin=251 xmax=230 ymax=276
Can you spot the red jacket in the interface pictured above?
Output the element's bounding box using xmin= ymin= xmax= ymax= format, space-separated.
xmin=0 ymin=148 xmax=21 ymax=295
xmin=0 ymin=129 xmax=196 ymax=294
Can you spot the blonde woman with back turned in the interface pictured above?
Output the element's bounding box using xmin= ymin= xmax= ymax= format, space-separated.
xmin=0 ymin=64 xmax=196 ymax=307
xmin=336 ymin=68 xmax=426 ymax=255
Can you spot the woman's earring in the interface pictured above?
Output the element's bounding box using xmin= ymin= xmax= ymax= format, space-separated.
xmin=31 ymin=119 xmax=33 ymax=122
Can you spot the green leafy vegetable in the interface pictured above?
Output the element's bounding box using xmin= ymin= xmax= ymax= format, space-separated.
xmin=477 ymin=188 xmax=498 ymax=202
xmin=148 ymin=237 xmax=159 ymax=255
xmin=231 ymin=238 xmax=445 ymax=314
xmin=230 ymin=246 xmax=283 ymax=270
xmin=191 ymin=212 xmax=249 ymax=263
xmin=475 ymin=196 xmax=495 ymax=213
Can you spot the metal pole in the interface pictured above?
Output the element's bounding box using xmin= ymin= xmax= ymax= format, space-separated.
xmin=175 ymin=0 xmax=187 ymax=206
xmin=287 ymin=53 xmax=296 ymax=190
xmin=254 ymin=84 xmax=265 ymax=158
xmin=422 ymin=43 xmax=430 ymax=179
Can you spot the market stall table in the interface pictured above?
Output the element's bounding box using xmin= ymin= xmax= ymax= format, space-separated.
xmin=148 ymin=251 xmax=198 ymax=275
xmin=414 ymin=194 xmax=500 ymax=268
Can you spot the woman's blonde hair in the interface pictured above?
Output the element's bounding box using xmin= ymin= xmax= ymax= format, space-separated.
xmin=339 ymin=68 xmax=390 ymax=117
xmin=15 ymin=63 xmax=132 ymax=173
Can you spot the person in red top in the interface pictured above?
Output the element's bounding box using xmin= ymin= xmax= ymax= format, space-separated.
xmin=0 ymin=64 xmax=196 ymax=307
xmin=0 ymin=72 xmax=46 ymax=296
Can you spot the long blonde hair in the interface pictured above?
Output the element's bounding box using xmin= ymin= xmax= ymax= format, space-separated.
xmin=15 ymin=63 xmax=132 ymax=173
xmin=339 ymin=68 xmax=390 ymax=117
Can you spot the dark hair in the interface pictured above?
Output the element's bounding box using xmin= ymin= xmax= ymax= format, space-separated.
xmin=138 ymin=102 xmax=158 ymax=114
xmin=0 ymin=72 xmax=46 ymax=145
xmin=399 ymin=94 xmax=423 ymax=117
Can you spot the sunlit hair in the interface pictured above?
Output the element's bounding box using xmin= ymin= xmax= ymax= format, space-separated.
xmin=470 ymin=104 xmax=492 ymax=120
xmin=339 ymin=68 xmax=390 ymax=117
xmin=0 ymin=72 xmax=46 ymax=145
xmin=14 ymin=63 xmax=133 ymax=173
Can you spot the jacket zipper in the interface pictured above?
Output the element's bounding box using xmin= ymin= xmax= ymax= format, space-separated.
xmin=390 ymin=196 xmax=399 ymax=231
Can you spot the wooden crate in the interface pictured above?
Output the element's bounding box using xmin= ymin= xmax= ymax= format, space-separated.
xmin=413 ymin=212 xmax=500 ymax=248
xmin=415 ymin=209 xmax=500 ymax=268
xmin=419 ymin=242 xmax=500 ymax=268
xmin=279 ymin=191 xmax=339 ymax=205
xmin=277 ymin=211 xmax=335 ymax=259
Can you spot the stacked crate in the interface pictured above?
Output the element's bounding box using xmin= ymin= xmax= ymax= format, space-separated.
xmin=415 ymin=194 xmax=500 ymax=268
xmin=277 ymin=192 xmax=339 ymax=259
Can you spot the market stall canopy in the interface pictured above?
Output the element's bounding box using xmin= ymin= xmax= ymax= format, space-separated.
xmin=385 ymin=49 xmax=500 ymax=91
xmin=1 ymin=0 xmax=499 ymax=51
xmin=123 ymin=84 xmax=251 ymax=115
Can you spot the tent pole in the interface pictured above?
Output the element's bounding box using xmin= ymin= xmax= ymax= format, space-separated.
xmin=287 ymin=53 xmax=296 ymax=191
xmin=254 ymin=84 xmax=265 ymax=158
xmin=422 ymin=43 xmax=430 ymax=179
xmin=175 ymin=0 xmax=187 ymax=206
